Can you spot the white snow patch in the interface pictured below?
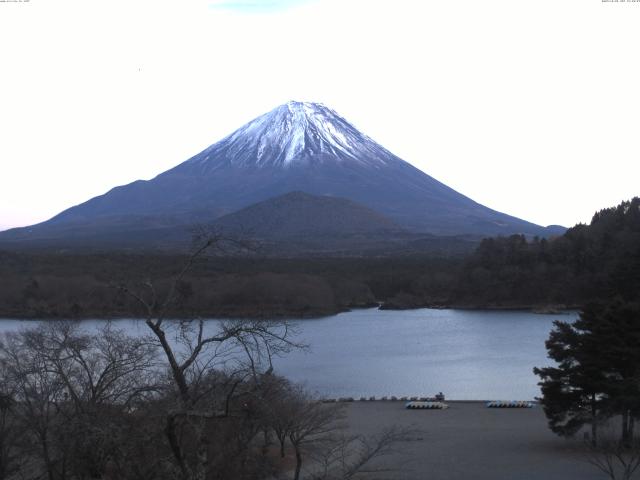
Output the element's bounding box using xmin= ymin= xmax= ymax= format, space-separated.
xmin=190 ymin=101 xmax=394 ymax=169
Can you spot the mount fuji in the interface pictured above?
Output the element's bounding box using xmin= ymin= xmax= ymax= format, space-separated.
xmin=0 ymin=101 xmax=563 ymax=250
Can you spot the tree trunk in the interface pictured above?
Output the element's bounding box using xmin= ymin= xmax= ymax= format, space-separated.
xmin=591 ymin=393 xmax=598 ymax=447
xmin=164 ymin=415 xmax=189 ymax=480
xmin=146 ymin=321 xmax=190 ymax=404
xmin=194 ymin=421 xmax=208 ymax=480
xmin=292 ymin=443 xmax=302 ymax=480
xmin=622 ymin=410 xmax=630 ymax=446
xmin=280 ymin=438 xmax=286 ymax=458
xmin=261 ymin=429 xmax=269 ymax=456
xmin=40 ymin=434 xmax=56 ymax=480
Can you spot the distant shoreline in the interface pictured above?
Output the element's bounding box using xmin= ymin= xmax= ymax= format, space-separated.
xmin=322 ymin=398 xmax=540 ymax=404
xmin=0 ymin=303 xmax=580 ymax=322
xmin=380 ymin=302 xmax=579 ymax=315
xmin=0 ymin=302 xmax=580 ymax=322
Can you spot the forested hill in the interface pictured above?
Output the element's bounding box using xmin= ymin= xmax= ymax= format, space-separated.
xmin=0 ymin=199 xmax=637 ymax=319
xmin=448 ymin=197 xmax=640 ymax=308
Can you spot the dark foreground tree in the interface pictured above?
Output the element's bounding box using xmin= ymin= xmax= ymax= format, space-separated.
xmin=533 ymin=317 xmax=606 ymax=444
xmin=0 ymin=320 xmax=413 ymax=480
xmin=535 ymin=300 xmax=640 ymax=446
xmin=0 ymin=391 xmax=23 ymax=480
xmin=0 ymin=321 xmax=159 ymax=480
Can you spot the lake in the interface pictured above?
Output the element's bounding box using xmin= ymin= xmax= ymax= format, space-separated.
xmin=0 ymin=308 xmax=575 ymax=400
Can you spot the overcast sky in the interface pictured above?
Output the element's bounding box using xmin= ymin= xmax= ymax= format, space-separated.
xmin=1 ymin=0 xmax=639 ymax=231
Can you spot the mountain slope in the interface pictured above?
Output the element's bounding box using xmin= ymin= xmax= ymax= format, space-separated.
xmin=213 ymin=191 xmax=401 ymax=238
xmin=0 ymin=101 xmax=563 ymax=249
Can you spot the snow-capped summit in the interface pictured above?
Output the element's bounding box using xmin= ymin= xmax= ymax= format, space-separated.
xmin=184 ymin=101 xmax=397 ymax=171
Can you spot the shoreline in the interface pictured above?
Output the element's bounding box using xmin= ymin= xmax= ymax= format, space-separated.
xmin=0 ymin=303 xmax=579 ymax=321
xmin=323 ymin=398 xmax=540 ymax=403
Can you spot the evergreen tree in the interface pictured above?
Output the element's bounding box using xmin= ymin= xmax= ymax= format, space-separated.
xmin=535 ymin=300 xmax=640 ymax=445
xmin=534 ymin=316 xmax=607 ymax=445
xmin=587 ymin=301 xmax=640 ymax=445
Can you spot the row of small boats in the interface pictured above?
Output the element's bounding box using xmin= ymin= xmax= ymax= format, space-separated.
xmin=405 ymin=400 xmax=535 ymax=409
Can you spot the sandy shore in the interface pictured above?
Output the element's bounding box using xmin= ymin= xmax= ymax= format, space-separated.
xmin=343 ymin=401 xmax=603 ymax=480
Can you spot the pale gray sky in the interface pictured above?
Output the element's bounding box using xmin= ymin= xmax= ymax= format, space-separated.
xmin=1 ymin=0 xmax=639 ymax=231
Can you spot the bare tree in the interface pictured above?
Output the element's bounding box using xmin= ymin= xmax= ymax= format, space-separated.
xmin=269 ymin=382 xmax=417 ymax=480
xmin=585 ymin=423 xmax=640 ymax=480
xmin=284 ymin=387 xmax=346 ymax=480
xmin=118 ymin=233 xmax=302 ymax=480
xmin=0 ymin=390 xmax=24 ymax=480
xmin=1 ymin=328 xmax=70 ymax=480
xmin=308 ymin=427 xmax=417 ymax=480
xmin=22 ymin=321 xmax=158 ymax=409
xmin=0 ymin=321 xmax=160 ymax=480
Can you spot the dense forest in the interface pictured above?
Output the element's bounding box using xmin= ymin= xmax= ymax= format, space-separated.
xmin=0 ymin=198 xmax=638 ymax=319
xmin=452 ymin=197 xmax=640 ymax=308
xmin=0 ymin=252 xmax=460 ymax=318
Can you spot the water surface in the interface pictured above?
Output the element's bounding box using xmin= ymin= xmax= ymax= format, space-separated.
xmin=0 ymin=308 xmax=575 ymax=400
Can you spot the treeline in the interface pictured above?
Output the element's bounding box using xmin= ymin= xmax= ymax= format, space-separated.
xmin=452 ymin=197 xmax=640 ymax=307
xmin=0 ymin=253 xmax=461 ymax=319
xmin=1 ymin=197 xmax=638 ymax=318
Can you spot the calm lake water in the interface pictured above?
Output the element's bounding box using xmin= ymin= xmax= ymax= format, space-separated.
xmin=0 ymin=308 xmax=576 ymax=400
